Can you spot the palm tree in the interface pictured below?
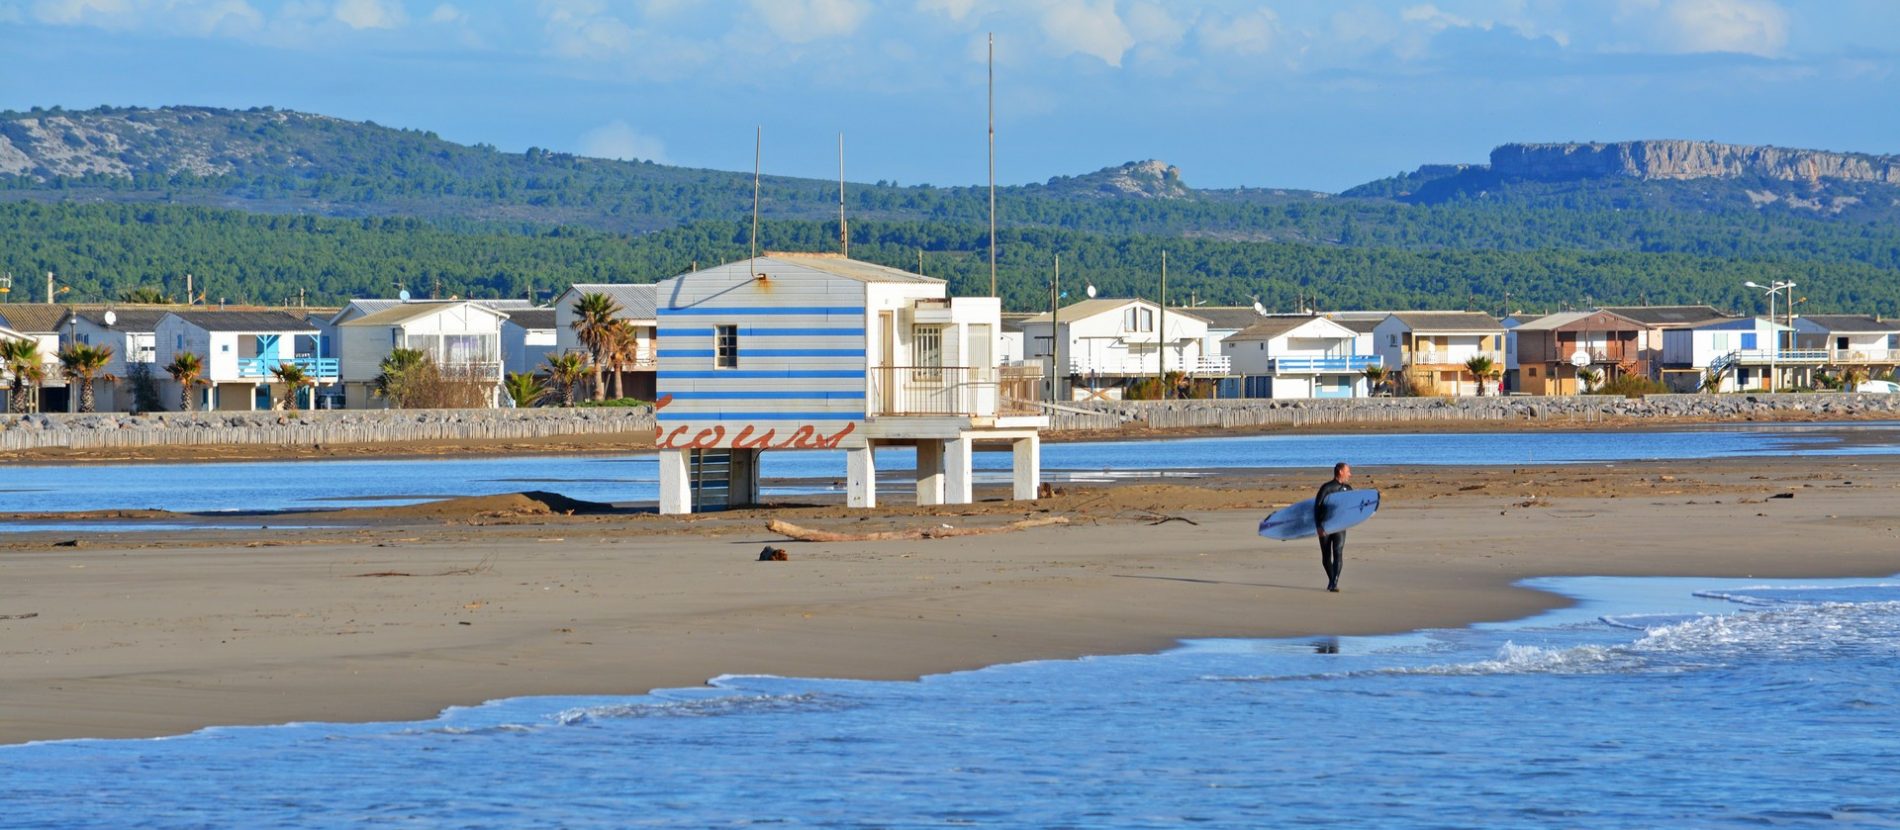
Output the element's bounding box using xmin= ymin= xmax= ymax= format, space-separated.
xmin=2 ymin=339 xmax=47 ymax=413
xmin=59 ymin=343 xmax=118 ymax=413
xmin=165 ymin=352 xmax=206 ymax=412
xmin=503 ymin=371 xmax=546 ymax=408
xmin=375 ymin=347 xmax=429 ymax=407
xmin=1576 ymin=367 xmax=1602 ymax=393
xmin=543 ymin=352 xmax=590 ymax=407
xmin=1361 ymin=365 xmax=1387 ymax=397
xmin=570 ymin=292 xmax=622 ymax=402
xmin=1463 ymin=355 xmax=1495 ymax=397
xmin=606 ymin=319 xmax=641 ymax=400
xmin=270 ymin=362 xmax=313 ymax=412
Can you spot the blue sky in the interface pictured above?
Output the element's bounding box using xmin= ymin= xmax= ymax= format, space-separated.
xmin=5 ymin=0 xmax=1897 ymax=191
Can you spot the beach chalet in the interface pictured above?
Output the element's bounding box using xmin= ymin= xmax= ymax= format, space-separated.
xmin=1793 ymin=315 xmax=1900 ymax=367
xmin=651 ymin=252 xmax=1046 ymax=514
xmin=1598 ymin=305 xmax=1732 ymax=379
xmin=1661 ymin=316 xmax=1797 ymax=392
xmin=1221 ymin=316 xmax=1380 ymax=399
xmin=1180 ymin=306 xmax=1261 ymax=374
xmin=554 ymin=283 xmax=658 ymax=401
xmin=1019 ymin=299 xmax=1211 ymax=401
xmin=56 ymin=307 xmax=171 ymax=411
xmin=153 ymin=311 xmax=337 ymax=410
xmin=1507 ymin=310 xmax=1647 ymax=395
xmin=337 ymin=300 xmax=507 ymax=408
xmin=501 ymin=308 xmax=559 ymax=378
xmin=1373 ymin=312 xmax=1507 ymax=396
xmin=0 ymin=305 xmax=69 ymax=411
xmin=322 ymin=298 xmax=538 ymax=365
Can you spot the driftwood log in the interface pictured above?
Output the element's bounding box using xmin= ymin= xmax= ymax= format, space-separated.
xmin=766 ymin=516 xmax=1069 ymax=543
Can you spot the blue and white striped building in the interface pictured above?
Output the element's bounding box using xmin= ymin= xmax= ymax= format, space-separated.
xmin=653 ymin=253 xmax=1046 ymax=513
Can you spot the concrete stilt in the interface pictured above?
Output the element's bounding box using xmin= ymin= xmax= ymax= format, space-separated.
xmin=847 ymin=445 xmax=877 ymax=508
xmin=945 ymin=435 xmax=974 ymax=504
xmin=916 ymin=439 xmax=946 ymax=506
xmin=658 ymin=449 xmax=691 ymax=515
xmin=1012 ymin=434 xmax=1041 ymax=501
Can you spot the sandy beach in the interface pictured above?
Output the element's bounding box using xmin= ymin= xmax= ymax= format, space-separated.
xmin=3 ymin=456 xmax=1899 ymax=745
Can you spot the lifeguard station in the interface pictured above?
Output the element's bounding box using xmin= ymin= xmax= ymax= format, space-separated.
xmin=652 ymin=253 xmax=1047 ymax=514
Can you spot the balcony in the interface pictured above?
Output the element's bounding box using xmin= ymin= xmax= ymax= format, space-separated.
xmin=1404 ymin=350 xmax=1504 ymax=368
xmin=1268 ymin=354 xmax=1383 ymax=374
xmin=236 ymin=356 xmax=340 ymax=379
xmin=871 ymin=365 xmax=1042 ymax=418
xmin=1067 ymin=355 xmax=1222 ymax=376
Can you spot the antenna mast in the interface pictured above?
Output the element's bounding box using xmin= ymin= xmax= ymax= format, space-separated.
xmin=988 ymin=31 xmax=997 ymax=298
xmin=838 ymin=132 xmax=848 ymax=258
xmin=751 ymin=126 xmax=761 ymax=275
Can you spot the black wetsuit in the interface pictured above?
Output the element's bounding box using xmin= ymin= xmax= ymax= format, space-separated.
xmin=1315 ymin=478 xmax=1353 ymax=591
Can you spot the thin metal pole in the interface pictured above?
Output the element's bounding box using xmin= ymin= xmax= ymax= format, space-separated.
xmin=1050 ymin=254 xmax=1060 ymax=403
xmin=988 ymin=32 xmax=996 ymax=299
xmin=1158 ymin=250 xmax=1168 ymax=399
xmin=751 ymin=126 xmax=761 ymax=273
xmin=838 ymin=132 xmax=848 ymax=257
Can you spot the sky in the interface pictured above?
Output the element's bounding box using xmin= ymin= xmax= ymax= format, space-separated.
xmin=4 ymin=0 xmax=1898 ymax=192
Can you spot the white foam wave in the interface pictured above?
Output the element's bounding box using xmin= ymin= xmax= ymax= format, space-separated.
xmin=554 ymin=692 xmax=846 ymax=725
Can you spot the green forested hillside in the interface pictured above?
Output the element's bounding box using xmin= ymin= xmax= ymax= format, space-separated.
xmin=3 ymin=106 xmax=1899 ymax=314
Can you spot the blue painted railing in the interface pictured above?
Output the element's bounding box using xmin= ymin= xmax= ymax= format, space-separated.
xmin=236 ymin=357 xmax=340 ymax=378
xmin=1268 ymin=355 xmax=1383 ymax=373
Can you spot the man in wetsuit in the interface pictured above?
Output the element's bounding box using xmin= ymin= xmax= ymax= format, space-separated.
xmin=1315 ymin=462 xmax=1353 ymax=593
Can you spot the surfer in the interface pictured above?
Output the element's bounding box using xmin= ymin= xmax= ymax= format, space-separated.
xmin=1315 ymin=462 xmax=1353 ymax=592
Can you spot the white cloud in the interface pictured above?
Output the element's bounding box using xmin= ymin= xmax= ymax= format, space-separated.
xmin=749 ymin=0 xmax=869 ymax=43
xmin=1195 ymin=7 xmax=1278 ymax=57
xmin=540 ymin=0 xmax=635 ymax=58
xmin=29 ymin=0 xmax=262 ymax=34
xmin=1661 ymin=0 xmax=1789 ymax=56
xmin=334 ymin=0 xmax=405 ymax=29
xmin=1039 ymin=0 xmax=1134 ymax=66
xmin=579 ymin=120 xmax=668 ymax=162
xmin=426 ymin=3 xmax=462 ymax=24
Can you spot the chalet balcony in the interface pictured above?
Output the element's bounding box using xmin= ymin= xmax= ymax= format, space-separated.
xmin=236 ymin=356 xmax=341 ymax=379
xmin=1403 ymin=350 xmax=1505 ymax=368
xmin=871 ymin=365 xmax=1043 ymax=418
xmin=1067 ymin=355 xmax=1227 ymax=377
xmin=1268 ymin=354 xmax=1383 ymax=374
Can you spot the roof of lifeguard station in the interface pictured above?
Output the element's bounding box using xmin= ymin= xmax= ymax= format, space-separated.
xmin=744 ymin=252 xmax=942 ymax=284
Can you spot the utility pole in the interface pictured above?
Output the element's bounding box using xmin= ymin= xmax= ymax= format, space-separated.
xmin=1158 ymin=251 xmax=1168 ymax=400
xmin=1049 ymin=254 xmax=1060 ymax=403
xmin=987 ymin=32 xmax=996 ymax=298
xmin=47 ymin=271 xmax=55 ymax=304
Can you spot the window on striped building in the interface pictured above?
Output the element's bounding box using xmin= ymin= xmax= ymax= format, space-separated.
xmin=913 ymin=324 xmax=943 ymax=381
xmin=715 ymin=325 xmax=739 ymax=368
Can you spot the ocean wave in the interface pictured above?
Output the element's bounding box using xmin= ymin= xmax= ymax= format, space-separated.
xmin=554 ymin=692 xmax=850 ymax=725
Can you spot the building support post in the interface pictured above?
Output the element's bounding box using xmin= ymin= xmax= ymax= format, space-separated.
xmin=658 ymin=449 xmax=691 ymax=515
xmin=916 ymin=439 xmax=946 ymax=506
xmin=1012 ymin=434 xmax=1041 ymax=501
xmin=847 ymin=445 xmax=877 ymax=508
xmin=946 ymin=435 xmax=974 ymax=505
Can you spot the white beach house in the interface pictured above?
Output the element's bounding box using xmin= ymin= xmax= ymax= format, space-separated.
xmin=1661 ymin=316 xmax=1797 ymax=392
xmin=337 ymin=300 xmax=507 ymax=408
xmin=1018 ymin=298 xmax=1210 ymax=401
xmin=56 ymin=307 xmax=170 ymax=411
xmin=153 ymin=310 xmax=338 ymax=410
xmin=1372 ymin=312 xmax=1507 ymax=397
xmin=501 ymin=308 xmax=559 ymax=378
xmin=1221 ymin=316 xmax=1381 ymax=399
xmin=1792 ymin=315 xmax=1900 ymax=366
xmin=651 ymin=253 xmax=1046 ymax=514
xmin=0 ymin=305 xmax=67 ymax=411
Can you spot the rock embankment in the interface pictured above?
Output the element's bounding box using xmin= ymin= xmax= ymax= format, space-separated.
xmin=1490 ymin=141 xmax=1900 ymax=185
xmin=1046 ymin=394 xmax=1900 ymax=432
xmin=0 ymin=407 xmax=654 ymax=453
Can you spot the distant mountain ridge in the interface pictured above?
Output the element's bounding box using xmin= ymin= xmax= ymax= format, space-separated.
xmin=1492 ymin=140 xmax=1900 ymax=185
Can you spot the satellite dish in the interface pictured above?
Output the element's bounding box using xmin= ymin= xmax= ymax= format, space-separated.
xmin=1252 ymin=301 xmax=1268 ymax=316
xmin=1569 ymin=348 xmax=1592 ymax=368
xmin=103 ymin=310 xmax=117 ymax=327
xmin=398 ymin=289 xmax=412 ymax=302
xmin=1085 ymin=284 xmax=1097 ymax=299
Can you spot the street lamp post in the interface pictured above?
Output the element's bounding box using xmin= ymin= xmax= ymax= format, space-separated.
xmin=1744 ymin=280 xmax=1796 ymax=392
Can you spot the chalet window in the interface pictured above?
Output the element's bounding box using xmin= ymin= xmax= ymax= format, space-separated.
xmin=1388 ymin=334 xmax=1399 ymax=347
xmin=1740 ymin=333 xmax=1758 ymax=350
xmin=1889 ymin=334 xmax=1898 ymax=350
xmin=175 ymin=334 xmax=184 ymax=350
xmin=1528 ymin=367 xmax=1538 ymax=377
xmin=715 ymin=325 xmax=739 ymax=368
xmin=913 ymin=325 xmax=943 ymax=381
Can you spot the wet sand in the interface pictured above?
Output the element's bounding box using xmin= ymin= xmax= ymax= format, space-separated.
xmin=3 ymin=457 xmax=1899 ymax=744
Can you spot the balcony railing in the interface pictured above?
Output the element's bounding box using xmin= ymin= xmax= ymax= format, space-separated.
xmin=1066 ymin=355 xmax=1224 ymax=376
xmin=871 ymin=365 xmax=1042 ymax=418
xmin=1268 ymin=354 xmax=1383 ymax=374
xmin=236 ymin=356 xmax=340 ymax=378
xmin=1726 ymin=348 xmax=1900 ymax=365
xmin=1404 ymin=350 xmax=1505 ymax=368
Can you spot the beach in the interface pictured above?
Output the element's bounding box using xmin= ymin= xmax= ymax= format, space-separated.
xmin=3 ymin=454 xmax=1898 ymax=745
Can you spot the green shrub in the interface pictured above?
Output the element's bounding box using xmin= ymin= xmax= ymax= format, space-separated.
xmin=1589 ymin=375 xmax=1670 ymax=397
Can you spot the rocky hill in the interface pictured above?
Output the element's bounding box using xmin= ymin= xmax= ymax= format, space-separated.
xmin=1491 ymin=140 xmax=1900 ymax=185
xmin=1034 ymin=160 xmax=1192 ymax=199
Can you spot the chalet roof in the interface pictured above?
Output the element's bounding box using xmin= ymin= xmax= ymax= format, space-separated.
xmin=1691 ymin=316 xmax=1793 ymax=331
xmin=64 ymin=307 xmax=175 ymax=332
xmin=1328 ymin=316 xmax=1383 ymax=333
xmin=1224 ymin=316 xmax=1355 ymax=342
xmin=1178 ymin=306 xmax=1267 ymax=331
xmin=999 ymin=312 xmax=1036 ymax=334
xmin=1598 ymin=305 xmax=1731 ymax=327
xmin=557 ymin=283 xmax=656 ymax=320
xmin=340 ymin=301 xmax=509 ymax=328
xmin=167 ymin=311 xmax=318 ymax=333
xmin=504 ymin=309 xmax=559 ymax=330
xmin=332 ymin=298 xmax=538 ymax=327
xmin=1383 ymin=312 xmax=1504 ymax=333
xmin=0 ymin=305 xmax=70 ymax=333
xmin=1022 ymin=298 xmax=1209 ymax=325
xmin=1795 ymin=314 xmax=1900 ymax=333
xmin=1510 ymin=310 xmax=1645 ymax=332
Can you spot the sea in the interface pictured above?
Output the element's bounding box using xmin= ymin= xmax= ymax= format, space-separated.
xmin=3 ymin=575 xmax=1897 ymax=828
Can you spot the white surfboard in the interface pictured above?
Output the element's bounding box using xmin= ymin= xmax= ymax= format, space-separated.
xmin=1257 ymin=489 xmax=1381 ymax=541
